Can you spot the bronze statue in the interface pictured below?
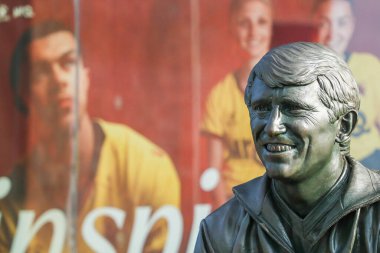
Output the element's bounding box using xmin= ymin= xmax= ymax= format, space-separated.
xmin=195 ymin=42 xmax=380 ymax=252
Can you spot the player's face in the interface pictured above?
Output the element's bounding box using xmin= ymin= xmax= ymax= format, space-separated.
xmin=27 ymin=31 xmax=89 ymax=129
xmin=231 ymin=0 xmax=272 ymax=59
xmin=248 ymin=78 xmax=340 ymax=182
xmin=313 ymin=0 xmax=354 ymax=56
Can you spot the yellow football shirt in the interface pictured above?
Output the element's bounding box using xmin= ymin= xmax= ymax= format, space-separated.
xmin=202 ymin=73 xmax=265 ymax=195
xmin=348 ymin=53 xmax=380 ymax=161
xmin=0 ymin=120 xmax=180 ymax=253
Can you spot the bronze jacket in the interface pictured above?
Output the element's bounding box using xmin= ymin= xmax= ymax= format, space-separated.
xmin=195 ymin=158 xmax=380 ymax=253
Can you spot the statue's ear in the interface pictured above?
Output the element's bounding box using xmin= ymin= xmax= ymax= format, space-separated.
xmin=336 ymin=111 xmax=358 ymax=143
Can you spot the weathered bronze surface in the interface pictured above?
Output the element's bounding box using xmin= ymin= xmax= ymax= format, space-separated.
xmin=195 ymin=42 xmax=380 ymax=253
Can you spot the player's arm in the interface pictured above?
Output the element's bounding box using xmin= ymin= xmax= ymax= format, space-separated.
xmin=201 ymin=83 xmax=229 ymax=210
xmin=0 ymin=199 xmax=17 ymax=252
xmin=205 ymin=135 xmax=227 ymax=210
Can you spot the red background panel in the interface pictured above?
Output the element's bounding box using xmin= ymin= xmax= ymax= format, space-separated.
xmin=1 ymin=0 xmax=380 ymax=250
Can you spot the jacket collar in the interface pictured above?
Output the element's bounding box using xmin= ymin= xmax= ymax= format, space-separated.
xmin=233 ymin=157 xmax=380 ymax=250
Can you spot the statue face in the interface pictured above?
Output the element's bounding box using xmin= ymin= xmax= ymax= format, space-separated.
xmin=249 ymin=78 xmax=339 ymax=182
xmin=27 ymin=31 xmax=90 ymax=129
xmin=313 ymin=0 xmax=355 ymax=57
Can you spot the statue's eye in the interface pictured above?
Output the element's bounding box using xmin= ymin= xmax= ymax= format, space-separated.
xmin=252 ymin=104 xmax=271 ymax=112
xmin=284 ymin=104 xmax=300 ymax=111
xmin=281 ymin=103 xmax=306 ymax=115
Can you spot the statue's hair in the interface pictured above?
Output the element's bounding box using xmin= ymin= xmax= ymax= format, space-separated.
xmin=10 ymin=20 xmax=73 ymax=114
xmin=245 ymin=42 xmax=360 ymax=154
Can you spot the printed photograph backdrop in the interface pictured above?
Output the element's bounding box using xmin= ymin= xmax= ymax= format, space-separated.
xmin=0 ymin=0 xmax=379 ymax=252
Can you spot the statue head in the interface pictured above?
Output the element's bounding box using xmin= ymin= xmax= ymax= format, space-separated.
xmin=245 ymin=42 xmax=359 ymax=181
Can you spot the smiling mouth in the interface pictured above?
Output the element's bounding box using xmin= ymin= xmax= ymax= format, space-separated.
xmin=265 ymin=144 xmax=295 ymax=153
